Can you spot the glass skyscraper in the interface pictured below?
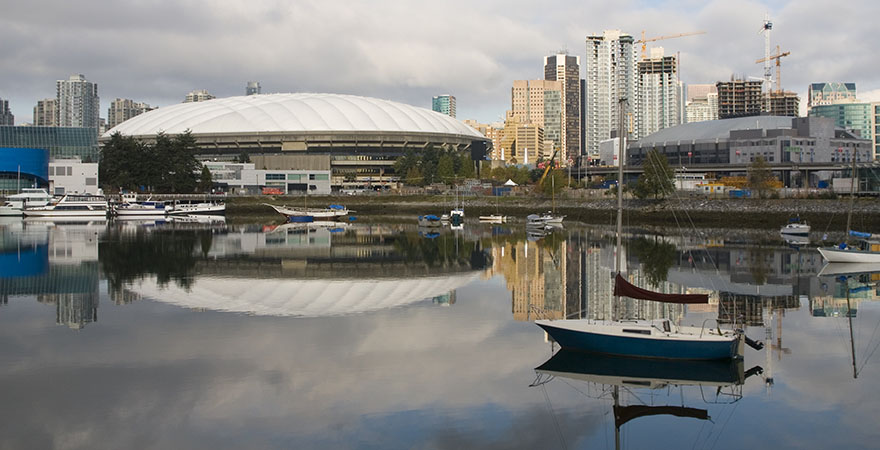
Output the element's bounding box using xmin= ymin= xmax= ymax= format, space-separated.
xmin=431 ymin=95 xmax=456 ymax=118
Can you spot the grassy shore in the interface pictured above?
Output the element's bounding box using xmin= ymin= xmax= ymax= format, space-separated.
xmin=227 ymin=194 xmax=880 ymax=231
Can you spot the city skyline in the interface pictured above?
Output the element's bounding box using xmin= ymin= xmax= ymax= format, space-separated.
xmin=1 ymin=0 xmax=878 ymax=126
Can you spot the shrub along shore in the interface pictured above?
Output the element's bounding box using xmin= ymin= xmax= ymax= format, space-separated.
xmin=229 ymin=194 xmax=880 ymax=230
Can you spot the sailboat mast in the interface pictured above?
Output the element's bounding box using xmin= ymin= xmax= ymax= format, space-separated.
xmin=616 ymin=98 xmax=626 ymax=275
xmin=847 ymin=280 xmax=858 ymax=379
xmin=845 ymin=150 xmax=857 ymax=237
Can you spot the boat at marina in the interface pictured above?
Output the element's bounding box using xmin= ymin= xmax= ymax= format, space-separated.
xmin=169 ymin=200 xmax=226 ymax=215
xmin=114 ymin=194 xmax=171 ymax=216
xmin=417 ymin=214 xmax=443 ymax=227
xmin=780 ymin=218 xmax=810 ymax=236
xmin=22 ymin=193 xmax=109 ymax=218
xmin=818 ymin=156 xmax=879 ymax=263
xmin=265 ymin=203 xmax=348 ymax=219
xmin=0 ymin=188 xmax=53 ymax=216
xmin=478 ymin=214 xmax=508 ymax=223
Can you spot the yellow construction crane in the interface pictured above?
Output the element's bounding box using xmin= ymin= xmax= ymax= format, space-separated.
xmin=537 ymin=149 xmax=559 ymax=188
xmin=636 ymin=31 xmax=706 ymax=59
xmin=756 ymin=45 xmax=791 ymax=92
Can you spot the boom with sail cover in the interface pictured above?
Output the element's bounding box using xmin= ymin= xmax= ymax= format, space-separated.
xmin=613 ymin=274 xmax=709 ymax=304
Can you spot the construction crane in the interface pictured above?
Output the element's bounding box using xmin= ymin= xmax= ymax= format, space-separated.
xmin=636 ymin=31 xmax=706 ymax=59
xmin=537 ymin=149 xmax=559 ymax=188
xmin=756 ymin=45 xmax=791 ymax=93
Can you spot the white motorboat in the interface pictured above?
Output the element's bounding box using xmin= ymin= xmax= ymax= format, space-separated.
xmin=817 ymin=242 xmax=880 ymax=263
xmin=265 ymin=203 xmax=348 ymax=219
xmin=780 ymin=220 xmax=810 ymax=236
xmin=478 ymin=214 xmax=508 ymax=223
xmin=0 ymin=188 xmax=53 ymax=216
xmin=22 ymin=193 xmax=109 ymax=218
xmin=169 ymin=200 xmax=226 ymax=215
xmin=115 ymin=196 xmax=171 ymax=216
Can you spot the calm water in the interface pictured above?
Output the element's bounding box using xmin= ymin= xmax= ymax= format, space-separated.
xmin=1 ymin=216 xmax=878 ymax=449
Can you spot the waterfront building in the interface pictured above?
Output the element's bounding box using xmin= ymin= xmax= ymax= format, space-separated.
xmin=33 ymin=99 xmax=58 ymax=127
xmin=431 ymin=95 xmax=456 ymax=118
xmin=544 ymin=53 xmax=581 ymax=161
xmin=101 ymin=93 xmax=488 ymax=188
xmin=808 ymin=82 xmax=857 ymax=111
xmin=201 ymin=160 xmax=331 ymax=195
xmin=184 ymin=89 xmax=215 ymax=103
xmin=808 ymin=103 xmax=872 ymax=142
xmin=629 ymin=116 xmax=872 ymax=171
xmin=0 ymin=98 xmax=13 ymax=126
xmin=107 ymin=98 xmax=155 ymax=129
xmin=585 ymin=30 xmax=639 ymax=157
xmin=716 ymin=79 xmax=763 ymax=119
xmin=0 ymin=147 xmax=48 ymax=192
xmin=0 ymin=126 xmax=99 ymax=161
xmin=246 ymin=81 xmax=261 ymax=96
xmin=638 ymin=47 xmax=681 ymax=137
xmin=48 ymin=158 xmax=99 ymax=195
xmin=510 ymin=80 xmax=563 ymax=154
xmin=56 ymin=74 xmax=100 ymax=129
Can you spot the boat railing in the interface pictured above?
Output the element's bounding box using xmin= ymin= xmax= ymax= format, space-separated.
xmin=698 ymin=318 xmax=724 ymax=338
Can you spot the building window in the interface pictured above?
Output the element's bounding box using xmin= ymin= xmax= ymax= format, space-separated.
xmin=85 ymin=178 xmax=96 ymax=186
xmin=287 ymin=174 xmax=301 ymax=181
xmin=266 ymin=173 xmax=285 ymax=181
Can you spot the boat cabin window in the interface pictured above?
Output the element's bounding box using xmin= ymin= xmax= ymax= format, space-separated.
xmin=622 ymin=329 xmax=651 ymax=335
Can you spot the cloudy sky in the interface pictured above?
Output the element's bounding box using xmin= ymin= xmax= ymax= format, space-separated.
xmin=1 ymin=0 xmax=878 ymax=125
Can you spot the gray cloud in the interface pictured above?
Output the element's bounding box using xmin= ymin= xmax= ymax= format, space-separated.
xmin=1 ymin=0 xmax=878 ymax=125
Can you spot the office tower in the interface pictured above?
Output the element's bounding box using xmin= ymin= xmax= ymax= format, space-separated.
xmin=0 ymin=98 xmax=12 ymax=126
xmin=432 ymin=95 xmax=456 ymax=118
xmin=184 ymin=89 xmax=215 ymax=103
xmin=510 ymin=80 xmax=562 ymax=154
xmin=809 ymin=103 xmax=872 ymax=140
xmin=585 ymin=30 xmax=638 ymax=156
xmin=246 ymin=81 xmax=261 ymax=96
xmin=56 ymin=74 xmax=100 ymax=128
xmin=638 ymin=47 xmax=680 ymax=137
xmin=807 ymin=82 xmax=857 ymax=111
xmin=108 ymin=98 xmax=156 ymax=129
xmin=498 ymin=114 xmax=543 ymax=164
xmin=685 ymin=84 xmax=718 ymax=123
xmin=716 ymin=79 xmax=763 ymax=119
xmin=544 ymin=53 xmax=581 ymax=160
xmin=34 ymin=99 xmax=58 ymax=126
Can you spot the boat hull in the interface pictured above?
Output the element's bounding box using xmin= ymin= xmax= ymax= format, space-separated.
xmin=169 ymin=204 xmax=226 ymax=215
xmin=818 ymin=246 xmax=880 ymax=263
xmin=23 ymin=209 xmax=107 ymax=217
xmin=536 ymin=322 xmax=740 ymax=360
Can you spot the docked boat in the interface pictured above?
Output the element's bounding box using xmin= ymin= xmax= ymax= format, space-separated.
xmin=818 ymin=232 xmax=880 ymax=263
xmin=417 ymin=214 xmax=443 ymax=227
xmin=527 ymin=212 xmax=564 ymax=226
xmin=169 ymin=200 xmax=226 ymax=215
xmin=478 ymin=214 xmax=508 ymax=223
xmin=0 ymin=188 xmax=53 ymax=216
xmin=780 ymin=218 xmax=810 ymax=236
xmin=265 ymin=203 xmax=348 ymax=219
xmin=114 ymin=195 xmax=171 ymax=216
xmin=22 ymin=193 xmax=109 ymax=218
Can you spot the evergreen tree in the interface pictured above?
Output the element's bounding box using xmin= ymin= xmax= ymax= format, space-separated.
xmin=633 ymin=149 xmax=675 ymax=199
xmin=436 ymin=154 xmax=455 ymax=184
xmin=457 ymin=153 xmax=475 ymax=179
xmin=405 ymin=166 xmax=424 ymax=186
xmin=198 ymin=165 xmax=213 ymax=192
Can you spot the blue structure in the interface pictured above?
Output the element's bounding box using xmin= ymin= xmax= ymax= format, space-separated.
xmin=0 ymin=147 xmax=49 ymax=192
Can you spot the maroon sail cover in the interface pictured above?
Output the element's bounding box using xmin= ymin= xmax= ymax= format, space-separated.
xmin=613 ymin=274 xmax=709 ymax=304
xmin=614 ymin=405 xmax=709 ymax=428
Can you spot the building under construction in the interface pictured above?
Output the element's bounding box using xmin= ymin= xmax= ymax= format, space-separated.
xmin=768 ymin=91 xmax=800 ymax=117
xmin=716 ymin=79 xmax=764 ymax=119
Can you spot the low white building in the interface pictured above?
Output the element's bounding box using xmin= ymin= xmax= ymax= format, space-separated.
xmin=202 ymin=161 xmax=331 ymax=195
xmin=598 ymin=137 xmax=626 ymax=166
xmin=49 ymin=158 xmax=99 ymax=195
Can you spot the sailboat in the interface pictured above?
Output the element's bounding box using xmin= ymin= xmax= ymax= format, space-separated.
xmin=818 ymin=155 xmax=880 ymax=263
xmin=535 ymin=97 xmax=760 ymax=361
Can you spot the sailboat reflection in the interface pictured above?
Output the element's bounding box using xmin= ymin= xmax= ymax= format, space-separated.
xmin=531 ymin=350 xmax=763 ymax=448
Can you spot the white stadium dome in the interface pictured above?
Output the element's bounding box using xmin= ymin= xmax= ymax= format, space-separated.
xmin=106 ymin=93 xmax=482 ymax=138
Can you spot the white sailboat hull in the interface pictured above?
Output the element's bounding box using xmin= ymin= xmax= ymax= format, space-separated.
xmin=818 ymin=246 xmax=880 ymax=263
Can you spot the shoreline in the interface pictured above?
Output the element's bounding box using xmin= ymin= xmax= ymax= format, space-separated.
xmin=227 ymin=194 xmax=880 ymax=230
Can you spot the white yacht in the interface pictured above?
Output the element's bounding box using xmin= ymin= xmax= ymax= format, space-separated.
xmin=169 ymin=200 xmax=226 ymax=215
xmin=0 ymin=188 xmax=53 ymax=216
xmin=22 ymin=193 xmax=109 ymax=218
xmin=114 ymin=194 xmax=171 ymax=217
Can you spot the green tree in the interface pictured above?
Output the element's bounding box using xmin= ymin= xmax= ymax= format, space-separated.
xmin=457 ymin=153 xmax=475 ymax=179
xmin=238 ymin=151 xmax=251 ymax=163
xmin=540 ymin=169 xmax=566 ymax=196
xmin=436 ymin=154 xmax=455 ymax=184
xmin=630 ymin=236 xmax=677 ymax=286
xmin=632 ymin=149 xmax=675 ymax=199
xmin=198 ymin=165 xmax=213 ymax=192
xmin=747 ymin=156 xmax=777 ymax=198
xmin=405 ymin=166 xmax=424 ymax=186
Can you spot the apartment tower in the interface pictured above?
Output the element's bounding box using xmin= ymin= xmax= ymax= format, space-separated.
xmin=56 ymin=74 xmax=100 ymax=128
xmin=108 ymin=98 xmax=156 ymax=129
xmin=33 ymin=99 xmax=58 ymax=126
xmin=716 ymin=79 xmax=763 ymax=119
xmin=0 ymin=98 xmax=13 ymax=126
xmin=432 ymin=95 xmax=456 ymax=118
xmin=544 ymin=53 xmax=581 ymax=160
xmin=510 ymin=79 xmax=563 ymax=156
xmin=638 ymin=47 xmax=681 ymax=137
xmin=584 ymin=30 xmax=638 ymax=157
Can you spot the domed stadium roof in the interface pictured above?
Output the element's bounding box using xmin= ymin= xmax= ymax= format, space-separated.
xmin=106 ymin=93 xmax=483 ymax=139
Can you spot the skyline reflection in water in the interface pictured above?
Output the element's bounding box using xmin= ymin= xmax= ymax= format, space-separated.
xmin=0 ymin=217 xmax=878 ymax=449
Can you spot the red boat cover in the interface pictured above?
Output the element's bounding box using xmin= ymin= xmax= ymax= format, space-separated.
xmin=613 ymin=274 xmax=709 ymax=304
xmin=614 ymin=405 xmax=708 ymax=428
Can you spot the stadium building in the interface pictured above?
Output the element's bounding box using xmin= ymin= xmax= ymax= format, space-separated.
xmin=103 ymin=93 xmax=489 ymax=190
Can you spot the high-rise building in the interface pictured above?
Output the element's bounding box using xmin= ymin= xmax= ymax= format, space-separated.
xmin=716 ymin=79 xmax=763 ymax=119
xmin=34 ymin=99 xmax=58 ymax=126
xmin=510 ymin=79 xmax=562 ymax=155
xmin=0 ymin=98 xmax=13 ymax=126
xmin=184 ymin=89 xmax=215 ymax=103
xmin=585 ymin=30 xmax=638 ymax=157
xmin=638 ymin=47 xmax=681 ymax=137
xmin=809 ymin=103 xmax=872 ymax=141
xmin=497 ymin=114 xmax=544 ymax=164
xmin=56 ymin=74 xmax=100 ymax=128
xmin=767 ymin=92 xmax=800 ymax=117
xmin=808 ymin=82 xmax=857 ymax=110
xmin=871 ymin=102 xmax=880 ymax=160
xmin=686 ymin=92 xmax=719 ymax=123
xmin=108 ymin=98 xmax=156 ymax=129
xmin=431 ymin=95 xmax=456 ymax=118
xmin=246 ymin=81 xmax=261 ymax=96
xmin=544 ymin=53 xmax=581 ymax=160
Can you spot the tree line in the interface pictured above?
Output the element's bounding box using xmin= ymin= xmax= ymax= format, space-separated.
xmin=393 ymin=147 xmax=476 ymax=186
xmin=100 ymin=131 xmax=211 ymax=193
